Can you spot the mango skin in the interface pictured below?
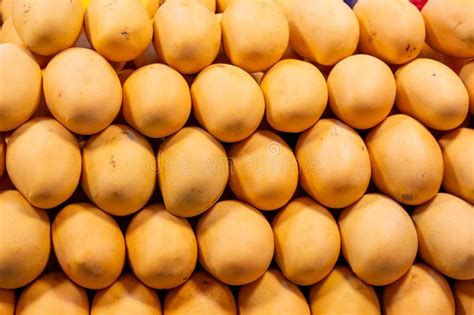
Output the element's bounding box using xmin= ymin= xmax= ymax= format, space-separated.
xmin=309 ymin=266 xmax=380 ymax=315
xmin=289 ymin=0 xmax=359 ymax=66
xmin=221 ymin=0 xmax=289 ymax=73
xmin=197 ymin=200 xmax=274 ymax=286
xmin=191 ymin=63 xmax=265 ymax=143
xmin=122 ymin=63 xmax=190 ymax=138
xmin=272 ymin=197 xmax=340 ymax=286
xmin=0 ymin=289 xmax=15 ymax=315
xmin=417 ymin=43 xmax=470 ymax=74
xmin=229 ymin=130 xmax=298 ymax=211
xmin=328 ymin=54 xmax=395 ymax=129
xmin=2 ymin=0 xmax=13 ymax=21
xmin=164 ymin=271 xmax=237 ymax=315
xmin=395 ymin=58 xmax=469 ymax=130
xmin=91 ymin=273 xmax=162 ymax=315
xmin=366 ymin=114 xmax=443 ymax=205
xmin=354 ymin=0 xmax=425 ymax=64
xmin=454 ymin=280 xmax=474 ymax=315
xmin=383 ymin=264 xmax=455 ymax=315
xmin=261 ymin=59 xmax=328 ymax=133
xmin=238 ymin=269 xmax=311 ymax=315
xmin=153 ymin=0 xmax=221 ymax=74
xmin=52 ymin=203 xmax=126 ymax=289
xmin=422 ymin=0 xmax=474 ymax=58
xmin=157 ymin=127 xmax=229 ymax=217
xmin=85 ymin=0 xmax=153 ymax=62
xmin=339 ymin=193 xmax=418 ymax=286
xmin=0 ymin=43 xmax=41 ymax=132
xmin=296 ymin=118 xmax=371 ymax=208
xmin=0 ymin=18 xmax=53 ymax=68
xmin=6 ymin=117 xmax=81 ymax=209
xmin=12 ymin=0 xmax=83 ymax=56
xmin=141 ymin=0 xmax=160 ymax=16
xmin=160 ymin=0 xmax=216 ymax=12
xmin=15 ymin=271 xmax=89 ymax=315
xmin=0 ymin=135 xmax=4 ymax=178
xmin=412 ymin=193 xmax=474 ymax=280
xmin=43 ymin=47 xmax=122 ymax=135
xmin=126 ymin=204 xmax=197 ymax=289
xmin=439 ymin=128 xmax=474 ymax=204
xmin=82 ymin=124 xmax=156 ymax=216
xmin=0 ymin=190 xmax=50 ymax=289
xmin=460 ymin=61 xmax=474 ymax=115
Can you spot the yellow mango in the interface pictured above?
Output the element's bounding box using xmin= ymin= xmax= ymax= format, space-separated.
xmin=91 ymin=274 xmax=162 ymax=315
xmin=126 ymin=204 xmax=197 ymax=289
xmin=52 ymin=203 xmax=126 ymax=289
xmin=6 ymin=117 xmax=81 ymax=209
xmin=0 ymin=190 xmax=50 ymax=289
xmin=197 ymin=200 xmax=274 ymax=285
xmin=15 ymin=271 xmax=89 ymax=315
xmin=164 ymin=271 xmax=237 ymax=315
xmin=82 ymin=125 xmax=156 ymax=216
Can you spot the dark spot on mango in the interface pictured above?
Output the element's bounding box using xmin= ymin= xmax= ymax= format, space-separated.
xmin=110 ymin=155 xmax=117 ymax=168
xmin=401 ymin=193 xmax=416 ymax=201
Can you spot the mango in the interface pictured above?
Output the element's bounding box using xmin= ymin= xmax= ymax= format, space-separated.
xmin=123 ymin=63 xmax=191 ymax=138
xmin=422 ymin=0 xmax=474 ymax=58
xmin=6 ymin=117 xmax=81 ymax=209
xmin=197 ymin=200 xmax=274 ymax=285
xmin=261 ymin=59 xmax=328 ymax=133
xmin=339 ymin=193 xmax=418 ymax=286
xmin=43 ymin=48 xmax=122 ymax=135
xmin=153 ymin=0 xmax=220 ymax=74
xmin=52 ymin=203 xmax=126 ymax=289
xmin=91 ymin=273 xmax=162 ymax=315
xmin=229 ymin=130 xmax=298 ymax=210
xmin=412 ymin=193 xmax=474 ymax=280
xmin=85 ymin=0 xmax=153 ymax=62
xmin=439 ymin=128 xmax=474 ymax=203
xmin=0 ymin=190 xmax=50 ymax=289
xmin=328 ymin=54 xmax=395 ymax=129
xmin=0 ymin=43 xmax=41 ymax=132
xmin=238 ymin=269 xmax=310 ymax=315
xmin=164 ymin=271 xmax=237 ymax=315
xmin=289 ymin=0 xmax=359 ymax=65
xmin=296 ymin=118 xmax=371 ymax=208
xmin=191 ymin=63 xmax=265 ymax=142
xmin=126 ymin=204 xmax=197 ymax=289
xmin=221 ymin=0 xmax=288 ymax=72
xmin=383 ymin=264 xmax=455 ymax=315
xmin=309 ymin=266 xmax=380 ymax=315
xmin=272 ymin=197 xmax=340 ymax=285
xmin=395 ymin=58 xmax=469 ymax=130
xmin=354 ymin=0 xmax=425 ymax=64
xmin=157 ymin=127 xmax=228 ymax=217
xmin=366 ymin=114 xmax=443 ymax=205
xmin=82 ymin=125 xmax=156 ymax=216
xmin=15 ymin=271 xmax=89 ymax=315
xmin=12 ymin=0 xmax=83 ymax=55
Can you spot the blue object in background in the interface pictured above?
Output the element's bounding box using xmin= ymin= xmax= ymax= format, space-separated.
xmin=344 ymin=0 xmax=358 ymax=8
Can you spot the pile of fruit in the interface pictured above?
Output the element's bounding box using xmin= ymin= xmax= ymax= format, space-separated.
xmin=0 ymin=0 xmax=473 ymax=314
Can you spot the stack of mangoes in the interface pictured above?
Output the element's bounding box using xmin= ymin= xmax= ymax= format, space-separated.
xmin=0 ymin=0 xmax=473 ymax=314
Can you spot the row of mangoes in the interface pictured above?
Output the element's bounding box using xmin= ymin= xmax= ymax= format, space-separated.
xmin=0 ymin=266 xmax=471 ymax=315
xmin=1 ymin=112 xmax=472 ymax=216
xmin=0 ymin=190 xmax=473 ymax=314
xmin=0 ymin=0 xmax=473 ymax=70
xmin=0 ymin=0 xmax=473 ymax=314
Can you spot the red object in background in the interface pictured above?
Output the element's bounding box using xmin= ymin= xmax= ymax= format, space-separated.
xmin=410 ymin=0 xmax=428 ymax=10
